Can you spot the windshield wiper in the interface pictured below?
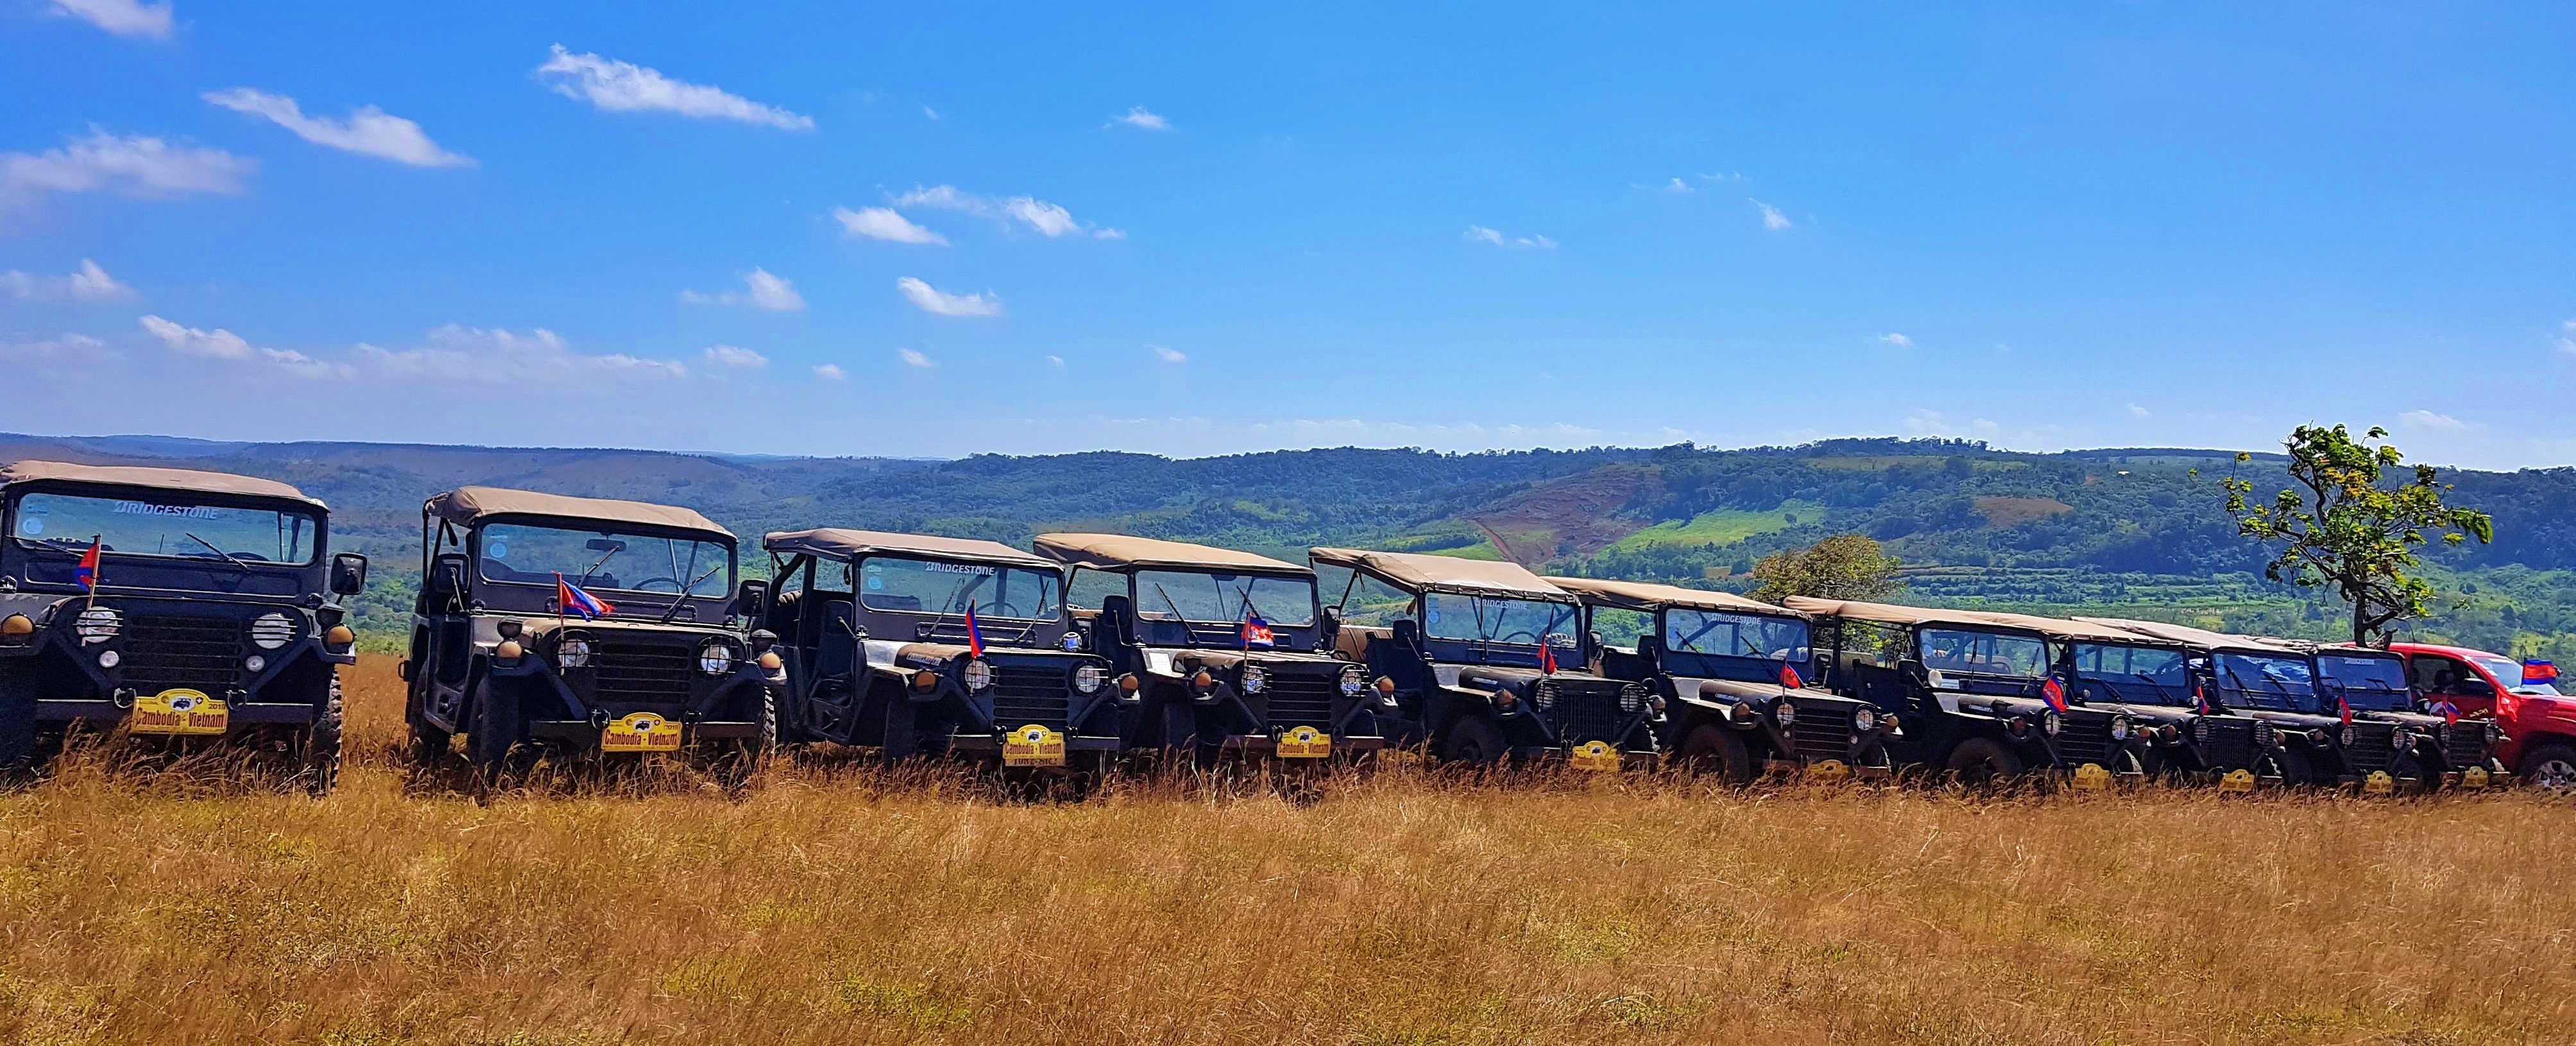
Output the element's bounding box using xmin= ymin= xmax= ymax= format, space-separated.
xmin=2127 ymin=673 xmax=2176 ymax=700
xmin=1151 ymin=582 xmax=1195 ymax=647
xmin=183 ymin=532 xmax=254 ymax=572
xmin=656 ymin=563 xmax=727 ymax=624
xmin=578 ymin=544 xmax=620 ymax=586
xmin=923 ymin=572 xmax=992 ymax=642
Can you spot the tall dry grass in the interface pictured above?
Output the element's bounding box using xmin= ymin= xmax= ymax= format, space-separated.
xmin=1 ymin=658 xmax=2572 ymax=1045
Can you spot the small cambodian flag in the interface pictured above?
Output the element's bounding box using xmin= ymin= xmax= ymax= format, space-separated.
xmin=2194 ymin=684 xmax=2217 ymax=716
xmin=74 ymin=537 xmax=101 ymax=591
xmin=2429 ymin=697 xmax=2461 ymax=724
xmin=555 ymin=573 xmax=614 ymax=621
xmin=2040 ymin=676 xmax=2070 ymax=714
xmin=2337 ymin=692 xmax=2354 ymax=727
xmin=1537 ymin=640 xmax=1557 ymax=675
xmin=1240 ymin=613 xmax=1275 ymax=650
xmin=1779 ymin=662 xmax=1803 ymax=689
xmin=2526 ymin=660 xmax=2559 ymax=685
xmin=965 ymin=600 xmax=984 ymax=657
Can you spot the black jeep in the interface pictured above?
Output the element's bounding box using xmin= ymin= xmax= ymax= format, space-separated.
xmin=0 ymin=461 xmax=364 ymax=793
xmin=2301 ymin=641 xmax=2504 ymax=791
xmin=2080 ymin=618 xmax=2367 ymax=790
xmin=1968 ymin=610 xmax=2277 ymax=788
xmin=404 ymin=487 xmax=776 ymax=781
xmin=1036 ymin=533 xmax=1388 ymax=765
xmin=1549 ymin=576 xmax=1893 ymax=783
xmin=1311 ymin=548 xmax=1659 ymax=769
xmin=1786 ymin=597 xmax=2079 ymax=783
xmin=759 ymin=529 xmax=1122 ymax=772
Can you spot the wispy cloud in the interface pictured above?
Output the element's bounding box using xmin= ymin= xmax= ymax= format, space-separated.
xmin=1752 ymin=200 xmax=1792 ymax=230
xmin=139 ymin=314 xmax=350 ymax=378
xmin=1877 ymin=332 xmax=1913 ymax=347
xmin=2399 ymin=409 xmax=2468 ymax=431
xmin=1110 ymin=106 xmax=1172 ymax=131
xmin=834 ymin=205 xmax=949 ymax=246
xmin=702 ymin=344 xmax=766 ymax=367
xmin=680 ymin=268 xmax=805 ymax=311
xmin=534 ymin=45 xmax=813 ymax=130
xmin=1463 ymin=225 xmax=1556 ymax=250
xmin=2555 ymin=319 xmax=2576 ymax=357
xmin=895 ymin=277 xmax=1002 ymax=318
xmin=0 ymin=333 xmax=108 ymax=360
xmin=2 ymin=130 xmax=253 ymax=208
xmin=922 ymin=105 xmax=941 ymax=121
xmin=1148 ymin=343 xmax=1186 ymax=364
xmin=891 ymin=185 xmax=1122 ymax=239
xmin=897 ymin=348 xmax=935 ymax=368
xmin=812 ymin=363 xmax=846 ymax=381
xmin=202 ymin=89 xmax=471 ymax=167
xmin=47 ymin=0 xmax=170 ymax=40
xmin=1662 ymin=177 xmax=1691 ymax=193
xmin=1045 ymin=354 xmax=1065 ymax=368
xmin=2128 ymin=403 xmax=2152 ymax=419
xmin=357 ymin=325 xmax=689 ymax=383
xmin=3 ymin=259 xmax=135 ymax=302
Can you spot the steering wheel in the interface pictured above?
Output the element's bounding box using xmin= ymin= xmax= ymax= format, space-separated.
xmin=1496 ymin=628 xmax=1542 ymax=645
xmin=630 ymin=576 xmax=684 ymax=592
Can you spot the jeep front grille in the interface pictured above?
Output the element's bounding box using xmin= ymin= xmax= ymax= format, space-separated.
xmin=119 ymin=612 xmax=240 ymax=694
xmin=2342 ymin=721 xmax=2394 ymax=776
xmin=1257 ymin=671 xmax=1337 ymax=730
xmin=1785 ymin=696 xmax=1854 ymax=762
xmin=1543 ymin=681 xmax=1626 ymax=746
xmin=2441 ymin=721 xmax=2492 ymax=767
xmin=588 ymin=637 xmax=697 ymax=705
xmin=2197 ymin=718 xmax=2255 ymax=770
xmin=989 ymin=665 xmax=1070 ymax=732
xmin=2052 ymin=709 xmax=2116 ymax=768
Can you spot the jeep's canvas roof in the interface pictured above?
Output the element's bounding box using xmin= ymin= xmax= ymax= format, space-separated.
xmin=1782 ymin=597 xmax=2041 ymax=631
xmin=425 ymin=485 xmax=729 ymax=538
xmin=2074 ymin=616 xmax=2308 ymax=655
xmin=764 ymin=527 xmax=1057 ymax=570
xmin=0 ymin=459 xmax=325 ymax=510
xmin=1544 ymin=576 xmax=1795 ymax=617
xmin=1034 ymin=533 xmax=1307 ymax=575
xmin=1945 ymin=609 xmax=2185 ymax=646
xmin=1308 ymin=547 xmax=1569 ymax=599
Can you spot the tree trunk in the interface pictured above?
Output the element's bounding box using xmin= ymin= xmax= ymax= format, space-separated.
xmin=2350 ymin=593 xmax=2370 ymax=647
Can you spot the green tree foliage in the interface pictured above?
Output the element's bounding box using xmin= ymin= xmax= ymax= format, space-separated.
xmin=2221 ymin=424 xmax=2495 ymax=647
xmin=1748 ymin=534 xmax=1904 ymax=603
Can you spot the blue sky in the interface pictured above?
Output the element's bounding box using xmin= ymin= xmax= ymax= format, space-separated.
xmin=4 ymin=1 xmax=2573 ymax=468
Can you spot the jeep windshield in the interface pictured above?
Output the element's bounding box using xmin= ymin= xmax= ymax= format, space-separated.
xmin=1920 ymin=628 xmax=2049 ymax=681
xmin=1132 ymin=569 xmax=1317 ymax=627
xmin=477 ymin=522 xmax=733 ymax=606
xmin=2316 ymin=653 xmax=2412 ymax=710
xmin=2214 ymin=652 xmax=2317 ymax=712
xmin=1422 ymin=592 xmax=1580 ymax=653
xmin=2072 ymin=642 xmax=2190 ymax=705
xmin=1664 ymin=609 xmax=1809 ymax=677
xmin=12 ymin=490 xmax=316 ymax=566
xmin=858 ymin=556 xmax=1061 ymax=622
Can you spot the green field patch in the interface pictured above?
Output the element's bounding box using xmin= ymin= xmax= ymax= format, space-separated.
xmin=1603 ymin=501 xmax=1822 ymax=554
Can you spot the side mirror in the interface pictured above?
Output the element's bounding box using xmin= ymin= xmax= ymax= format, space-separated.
xmin=2457 ymin=677 xmax=2496 ymax=698
xmin=1898 ymin=658 xmax=1929 ymax=684
xmin=330 ymin=553 xmax=369 ymax=596
xmin=733 ymin=578 xmax=769 ymax=617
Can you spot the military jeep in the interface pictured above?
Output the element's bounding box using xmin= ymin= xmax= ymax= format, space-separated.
xmin=1035 ymin=533 xmax=1388 ymax=764
xmin=2300 ymin=641 xmax=2504 ymax=790
xmin=404 ymin=487 xmax=776 ymax=780
xmin=1310 ymin=548 xmax=1659 ymax=769
xmin=0 ymin=461 xmax=365 ymax=793
xmin=2079 ymin=619 xmax=2364 ymax=789
xmin=1548 ymin=576 xmax=1893 ymax=783
xmin=758 ymin=529 xmax=1122 ymax=772
xmin=1786 ymin=597 xmax=2080 ymax=782
xmin=1960 ymin=610 xmax=2274 ymax=788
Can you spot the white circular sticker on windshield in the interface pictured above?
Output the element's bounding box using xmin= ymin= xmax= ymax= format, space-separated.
xmin=485 ymin=540 xmax=508 ymax=558
xmin=18 ymin=518 xmax=41 ymax=535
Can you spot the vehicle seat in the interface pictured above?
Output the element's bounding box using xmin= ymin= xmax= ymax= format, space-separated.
xmin=816 ymin=599 xmax=859 ymax=678
xmin=1334 ymin=624 xmax=1388 ymax=663
xmin=1369 ymin=620 xmax=1431 ymax=693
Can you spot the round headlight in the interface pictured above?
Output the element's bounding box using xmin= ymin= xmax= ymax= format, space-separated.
xmin=1532 ymin=681 xmax=1557 ymax=711
xmin=1074 ymin=664 xmax=1105 ymax=693
xmin=75 ymin=606 xmax=121 ymax=644
xmin=963 ymin=658 xmax=993 ymax=690
xmin=1240 ymin=665 xmax=1267 ymax=694
xmin=2042 ymin=710 xmax=2062 ymax=737
xmin=2391 ymin=728 xmax=2412 ymax=751
xmin=1061 ymin=630 xmax=1084 ymax=652
xmin=1619 ymin=684 xmax=1648 ymax=713
xmin=2256 ymin=721 xmax=2279 ymax=748
xmin=250 ymin=612 xmax=297 ymax=650
xmin=2341 ymin=724 xmax=2358 ymax=748
xmin=1340 ymin=666 xmax=1366 ymax=697
xmin=558 ymin=638 xmax=593 ymax=668
xmin=1775 ymin=700 xmax=1797 ymax=728
xmin=97 ymin=649 xmax=120 ymax=668
xmin=699 ymin=640 xmax=737 ymax=675
xmin=1854 ymin=706 xmax=1879 ymax=732
xmin=2110 ymin=716 xmax=2132 ymax=742
xmin=2191 ymin=717 xmax=2212 ymax=744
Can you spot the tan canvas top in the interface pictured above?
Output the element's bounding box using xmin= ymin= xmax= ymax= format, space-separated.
xmin=426 ymin=486 xmax=729 ymax=538
xmin=1308 ymin=547 xmax=1569 ymax=599
xmin=0 ymin=459 xmax=325 ymax=509
xmin=1034 ymin=533 xmax=1306 ymax=574
xmin=1942 ymin=609 xmax=2185 ymax=646
xmin=764 ymin=527 xmax=1056 ymax=570
xmin=1544 ymin=576 xmax=1796 ymax=616
xmin=2074 ymin=616 xmax=2308 ymax=655
xmin=1782 ymin=596 xmax=2045 ymax=631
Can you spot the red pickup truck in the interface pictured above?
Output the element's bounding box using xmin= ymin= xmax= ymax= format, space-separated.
xmin=2391 ymin=642 xmax=2576 ymax=789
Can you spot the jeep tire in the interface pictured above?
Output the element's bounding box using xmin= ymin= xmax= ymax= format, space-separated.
xmin=1946 ymin=737 xmax=2024 ymax=784
xmin=1436 ymin=714 xmax=1505 ymax=766
xmin=297 ymin=671 xmax=344 ymax=796
xmin=465 ymin=678 xmax=522 ymax=775
xmin=1675 ymin=723 xmax=1755 ymax=785
xmin=0 ymin=673 xmax=37 ymax=777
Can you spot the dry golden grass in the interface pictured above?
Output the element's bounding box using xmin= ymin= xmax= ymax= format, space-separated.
xmin=3 ymin=660 xmax=2573 ymax=1045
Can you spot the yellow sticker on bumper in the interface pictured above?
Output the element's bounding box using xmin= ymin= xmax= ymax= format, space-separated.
xmin=2461 ymin=766 xmax=2491 ymax=789
xmin=2072 ymin=762 xmax=2112 ymax=791
xmin=1568 ymin=739 xmax=1621 ymax=772
xmin=1806 ymin=759 xmax=1852 ymax=784
xmin=2218 ymin=767 xmax=2258 ymax=793
xmin=1003 ymin=724 xmax=1066 ymax=767
xmin=2362 ymin=770 xmax=2396 ymax=796
xmin=1275 ymin=724 xmax=1331 ymax=759
xmin=601 ymin=712 xmax=683 ymax=753
xmin=130 ymin=689 xmax=228 ymax=735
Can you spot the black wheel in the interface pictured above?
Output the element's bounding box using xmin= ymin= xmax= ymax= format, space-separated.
xmin=1945 ymin=737 xmax=2024 ymax=784
xmin=2518 ymin=742 xmax=2576 ymax=792
xmin=465 ymin=678 xmax=522 ymax=776
xmin=0 ymin=673 xmax=38 ymax=778
xmin=710 ymin=685 xmax=778 ymax=791
xmin=1435 ymin=714 xmax=1506 ymax=766
xmin=296 ymin=671 xmax=344 ymax=796
xmin=2253 ymin=746 xmax=2311 ymax=788
xmin=405 ymin=677 xmax=453 ymax=767
xmin=1675 ymin=723 xmax=1755 ymax=785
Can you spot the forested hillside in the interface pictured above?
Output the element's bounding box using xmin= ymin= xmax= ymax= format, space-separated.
xmin=4 ymin=432 xmax=2570 ymax=659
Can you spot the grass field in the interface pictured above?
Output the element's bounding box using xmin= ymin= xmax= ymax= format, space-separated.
xmin=3 ymin=660 xmax=2573 ymax=1045
xmin=1601 ymin=500 xmax=1827 ymax=554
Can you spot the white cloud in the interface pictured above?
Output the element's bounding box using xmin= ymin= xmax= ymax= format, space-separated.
xmin=895 ymin=276 xmax=1002 ymax=318
xmin=1045 ymin=354 xmax=1065 ymax=368
xmin=47 ymin=0 xmax=171 ymax=40
xmin=2555 ymin=319 xmax=2576 ymax=357
xmin=1148 ymin=343 xmax=1186 ymax=364
xmin=812 ymin=363 xmax=846 ymax=381
xmin=1111 ymin=106 xmax=1172 ymax=131
xmin=3 ymin=259 xmax=136 ymax=302
xmin=1752 ymin=200 xmax=1792 ymax=230
xmin=833 ymin=205 xmax=948 ymax=246
xmin=357 ymin=325 xmax=688 ymax=383
xmin=534 ymin=45 xmax=813 ymax=130
xmin=1877 ymin=332 xmax=1913 ymax=348
xmin=680 ymin=267 xmax=805 ymax=311
xmin=2127 ymin=403 xmax=2152 ymax=419
xmin=703 ymin=344 xmax=767 ymax=367
xmin=1463 ymin=225 xmax=1555 ymax=250
xmin=137 ymin=314 xmax=350 ymax=378
xmin=1902 ymin=409 xmax=2001 ymax=440
xmin=891 ymin=185 xmax=1120 ymax=239
xmin=897 ymin=348 xmax=935 ymax=368
xmin=2 ymin=130 xmax=253 ymax=207
xmin=2399 ymin=409 xmax=2467 ymax=431
xmin=1664 ymin=177 xmax=1691 ymax=193
xmin=202 ymin=88 xmax=472 ymax=167
xmin=0 ymin=333 xmax=108 ymax=359
xmin=923 ymin=105 xmax=941 ymax=120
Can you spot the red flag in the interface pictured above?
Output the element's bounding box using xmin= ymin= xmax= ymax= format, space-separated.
xmin=965 ymin=600 xmax=984 ymax=657
xmin=74 ymin=537 xmax=101 ymax=591
xmin=1779 ymin=662 xmax=1802 ymax=689
xmin=2040 ymin=676 xmax=2069 ymax=714
xmin=1538 ymin=640 xmax=1557 ymax=675
xmin=2337 ymin=692 xmax=2353 ymax=727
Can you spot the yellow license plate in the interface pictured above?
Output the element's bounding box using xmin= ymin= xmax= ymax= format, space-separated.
xmin=2461 ymin=766 xmax=2491 ymax=789
xmin=2218 ymin=767 xmax=2258 ymax=793
xmin=601 ymin=712 xmax=683 ymax=752
xmin=1276 ymin=725 xmax=1331 ymax=759
xmin=130 ymin=689 xmax=228 ymax=735
xmin=1003 ymin=724 xmax=1066 ymax=767
xmin=1568 ymin=740 xmax=1621 ymax=772
xmin=1807 ymin=759 xmax=1852 ymax=783
xmin=2072 ymin=762 xmax=2112 ymax=791
xmin=2362 ymin=770 xmax=2396 ymax=796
